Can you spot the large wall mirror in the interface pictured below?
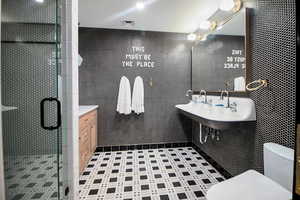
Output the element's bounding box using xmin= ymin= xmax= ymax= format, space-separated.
xmin=192 ymin=9 xmax=249 ymax=93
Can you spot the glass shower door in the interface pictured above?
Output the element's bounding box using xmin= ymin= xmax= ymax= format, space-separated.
xmin=1 ymin=0 xmax=63 ymax=199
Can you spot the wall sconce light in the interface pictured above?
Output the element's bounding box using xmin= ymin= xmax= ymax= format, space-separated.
xmin=219 ymin=0 xmax=242 ymax=12
xmin=199 ymin=21 xmax=211 ymax=30
xmin=209 ymin=21 xmax=217 ymax=31
xmin=217 ymin=25 xmax=223 ymax=30
xmin=199 ymin=35 xmax=207 ymax=41
xmin=199 ymin=20 xmax=217 ymax=31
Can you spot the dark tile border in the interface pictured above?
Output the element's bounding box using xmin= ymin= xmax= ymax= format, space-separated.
xmin=96 ymin=142 xmax=192 ymax=153
xmin=191 ymin=143 xmax=233 ymax=179
xmin=95 ymin=142 xmax=232 ymax=179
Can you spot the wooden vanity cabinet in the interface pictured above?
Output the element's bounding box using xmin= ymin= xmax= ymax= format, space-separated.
xmin=79 ymin=109 xmax=98 ymax=174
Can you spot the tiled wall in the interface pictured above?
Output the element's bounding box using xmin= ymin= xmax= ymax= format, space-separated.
xmin=1 ymin=0 xmax=59 ymax=156
xmin=192 ymin=122 xmax=256 ymax=176
xmin=193 ymin=0 xmax=296 ymax=175
xmin=79 ymin=28 xmax=192 ymax=146
xmin=249 ymin=0 xmax=296 ymax=172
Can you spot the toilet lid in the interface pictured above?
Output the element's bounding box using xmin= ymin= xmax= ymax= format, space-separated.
xmin=206 ymin=170 xmax=292 ymax=200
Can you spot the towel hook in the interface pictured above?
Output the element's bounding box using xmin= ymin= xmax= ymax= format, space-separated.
xmin=149 ymin=77 xmax=153 ymax=87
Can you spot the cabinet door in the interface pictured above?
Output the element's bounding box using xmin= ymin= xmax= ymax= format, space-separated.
xmin=79 ymin=127 xmax=90 ymax=174
xmin=90 ymin=122 xmax=97 ymax=153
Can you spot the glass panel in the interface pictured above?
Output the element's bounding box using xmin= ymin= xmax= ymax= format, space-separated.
xmin=1 ymin=0 xmax=62 ymax=199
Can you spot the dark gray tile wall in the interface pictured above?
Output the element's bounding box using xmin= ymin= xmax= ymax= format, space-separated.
xmin=79 ymin=28 xmax=192 ymax=146
xmin=249 ymin=0 xmax=296 ymax=172
xmin=192 ymin=0 xmax=296 ymax=175
xmin=192 ymin=122 xmax=256 ymax=176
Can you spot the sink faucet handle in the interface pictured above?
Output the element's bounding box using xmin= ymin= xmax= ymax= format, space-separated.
xmin=200 ymin=89 xmax=206 ymax=94
xmin=230 ymin=102 xmax=237 ymax=112
xmin=230 ymin=102 xmax=237 ymax=107
xmin=185 ymin=89 xmax=193 ymax=97
xmin=186 ymin=89 xmax=194 ymax=101
xmin=200 ymin=89 xmax=207 ymax=103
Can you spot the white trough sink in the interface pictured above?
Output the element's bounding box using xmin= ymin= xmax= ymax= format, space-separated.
xmin=175 ymin=96 xmax=256 ymax=122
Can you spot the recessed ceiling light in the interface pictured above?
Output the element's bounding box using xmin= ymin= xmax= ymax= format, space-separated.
xmin=219 ymin=0 xmax=235 ymax=11
xmin=35 ymin=0 xmax=44 ymax=3
xmin=199 ymin=21 xmax=211 ymax=30
xmin=187 ymin=33 xmax=197 ymax=41
xmin=136 ymin=2 xmax=145 ymax=10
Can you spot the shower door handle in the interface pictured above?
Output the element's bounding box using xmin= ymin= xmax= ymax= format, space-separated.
xmin=40 ymin=97 xmax=62 ymax=130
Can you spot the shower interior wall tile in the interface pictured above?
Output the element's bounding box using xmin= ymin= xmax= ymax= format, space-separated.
xmin=249 ymin=0 xmax=296 ymax=172
xmin=191 ymin=0 xmax=296 ymax=175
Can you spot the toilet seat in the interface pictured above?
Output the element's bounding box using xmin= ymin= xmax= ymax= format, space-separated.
xmin=206 ymin=170 xmax=292 ymax=200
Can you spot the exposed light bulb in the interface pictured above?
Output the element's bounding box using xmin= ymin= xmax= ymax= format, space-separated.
xmin=136 ymin=2 xmax=145 ymax=10
xmin=217 ymin=25 xmax=223 ymax=30
xmin=187 ymin=33 xmax=197 ymax=41
xmin=35 ymin=0 xmax=44 ymax=3
xmin=199 ymin=21 xmax=211 ymax=30
xmin=200 ymin=35 xmax=207 ymax=41
xmin=219 ymin=0 xmax=235 ymax=11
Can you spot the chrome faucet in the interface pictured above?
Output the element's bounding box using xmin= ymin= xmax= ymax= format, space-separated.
xmin=185 ymin=89 xmax=193 ymax=100
xmin=200 ymin=90 xmax=207 ymax=104
xmin=220 ymin=90 xmax=230 ymax=108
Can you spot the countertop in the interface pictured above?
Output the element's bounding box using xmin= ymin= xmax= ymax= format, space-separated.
xmin=79 ymin=105 xmax=99 ymax=117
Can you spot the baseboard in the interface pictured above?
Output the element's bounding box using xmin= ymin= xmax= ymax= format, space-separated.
xmin=95 ymin=142 xmax=192 ymax=152
xmin=191 ymin=143 xmax=233 ymax=179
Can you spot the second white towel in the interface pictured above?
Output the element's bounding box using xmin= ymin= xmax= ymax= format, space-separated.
xmin=132 ymin=76 xmax=144 ymax=114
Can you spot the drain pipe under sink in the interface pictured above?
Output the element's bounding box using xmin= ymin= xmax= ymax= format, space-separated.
xmin=199 ymin=123 xmax=208 ymax=144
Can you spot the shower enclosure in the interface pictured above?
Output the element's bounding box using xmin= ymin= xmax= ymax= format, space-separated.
xmin=1 ymin=0 xmax=64 ymax=199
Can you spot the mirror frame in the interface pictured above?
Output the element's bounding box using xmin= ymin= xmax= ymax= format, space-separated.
xmin=191 ymin=8 xmax=252 ymax=95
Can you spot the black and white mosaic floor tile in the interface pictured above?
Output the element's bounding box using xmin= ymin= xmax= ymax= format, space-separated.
xmin=79 ymin=147 xmax=225 ymax=200
xmin=4 ymin=154 xmax=62 ymax=200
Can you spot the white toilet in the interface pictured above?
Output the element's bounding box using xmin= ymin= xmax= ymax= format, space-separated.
xmin=207 ymin=143 xmax=294 ymax=200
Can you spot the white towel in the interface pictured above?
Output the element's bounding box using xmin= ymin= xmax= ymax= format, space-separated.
xmin=234 ymin=76 xmax=246 ymax=91
xmin=132 ymin=76 xmax=144 ymax=114
xmin=116 ymin=76 xmax=132 ymax=115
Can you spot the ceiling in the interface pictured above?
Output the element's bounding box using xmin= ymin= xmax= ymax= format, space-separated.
xmin=213 ymin=9 xmax=245 ymax=36
xmin=78 ymin=0 xmax=221 ymax=33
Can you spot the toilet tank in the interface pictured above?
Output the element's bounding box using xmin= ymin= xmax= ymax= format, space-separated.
xmin=264 ymin=143 xmax=294 ymax=191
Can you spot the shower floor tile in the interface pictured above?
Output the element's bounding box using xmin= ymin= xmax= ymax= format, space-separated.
xmin=79 ymin=147 xmax=225 ymax=200
xmin=4 ymin=154 xmax=62 ymax=200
